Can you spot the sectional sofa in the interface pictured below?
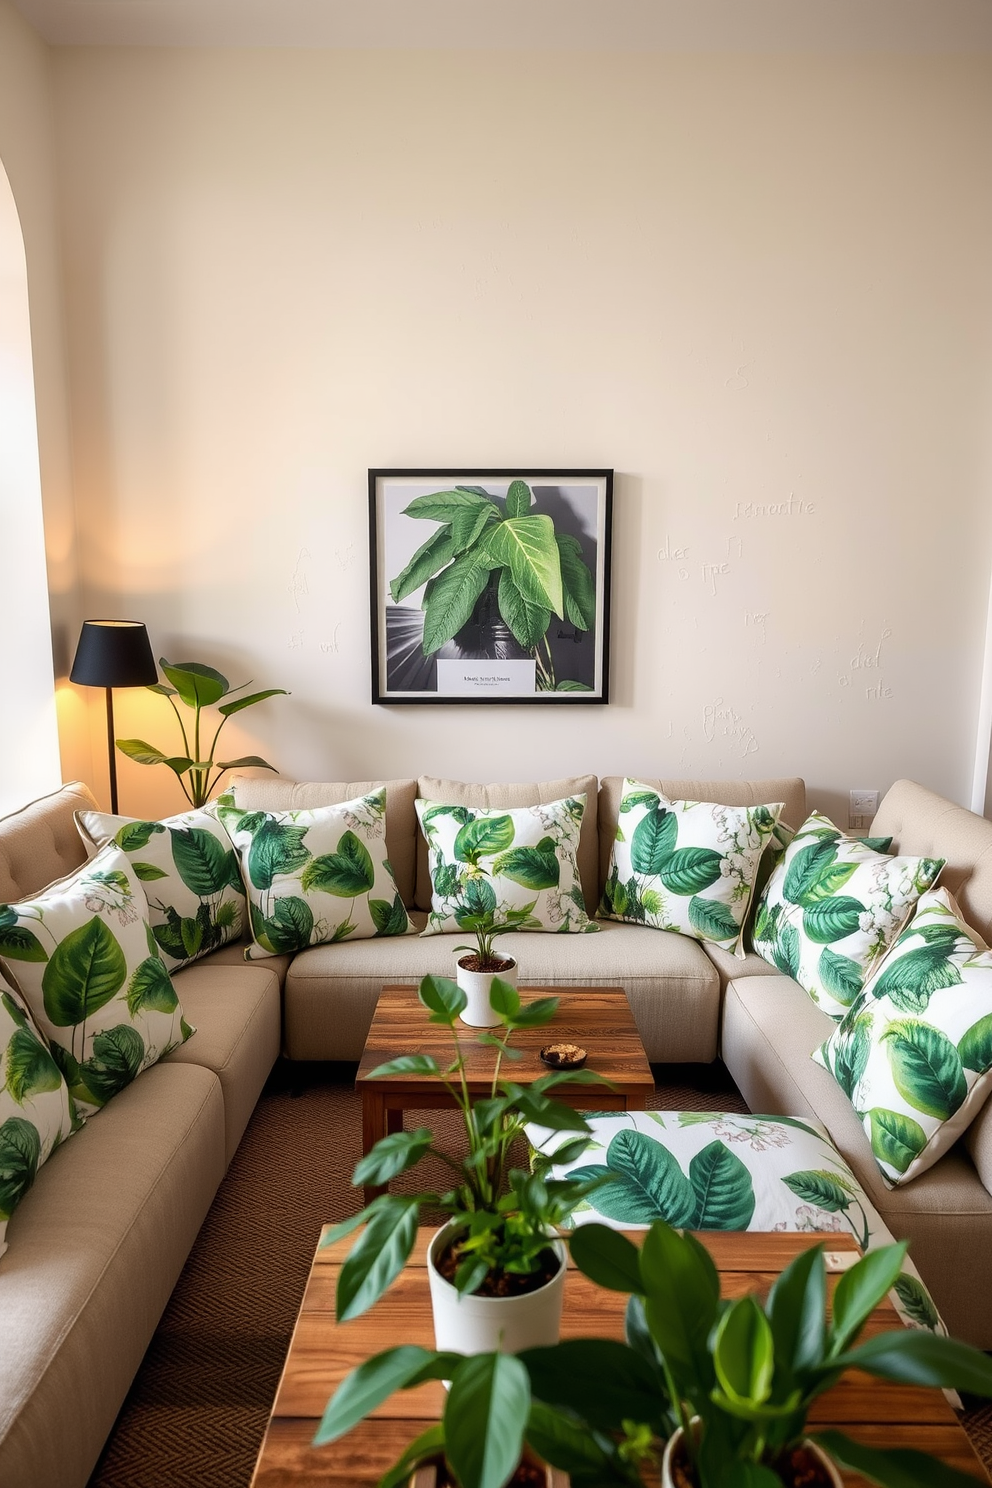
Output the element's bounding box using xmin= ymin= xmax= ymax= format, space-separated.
xmin=2 ymin=770 xmax=992 ymax=1488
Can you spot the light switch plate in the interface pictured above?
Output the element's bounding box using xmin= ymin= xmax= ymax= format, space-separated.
xmin=849 ymin=789 xmax=879 ymax=830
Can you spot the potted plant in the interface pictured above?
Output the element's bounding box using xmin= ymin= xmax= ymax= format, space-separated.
xmin=324 ymin=972 xmax=609 ymax=1361
xmin=115 ymin=657 xmax=288 ymax=808
xmin=453 ymin=902 xmax=531 ymax=1027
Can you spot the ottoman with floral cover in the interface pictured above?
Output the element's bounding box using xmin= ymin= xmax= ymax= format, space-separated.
xmin=527 ymin=1110 xmax=945 ymax=1336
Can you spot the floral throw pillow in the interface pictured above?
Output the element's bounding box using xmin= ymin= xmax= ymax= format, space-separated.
xmin=416 ymin=794 xmax=597 ymax=936
xmin=814 ymin=888 xmax=992 ymax=1185
xmin=0 ymin=846 xmax=193 ymax=1117
xmin=752 ymin=811 xmax=944 ymax=1018
xmin=598 ymin=782 xmax=783 ymax=955
xmin=76 ymin=806 xmax=246 ymax=970
xmin=0 ymin=973 xmax=80 ymax=1258
xmin=215 ymin=788 xmax=414 ymax=958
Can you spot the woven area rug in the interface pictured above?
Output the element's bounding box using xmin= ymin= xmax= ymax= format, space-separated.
xmin=87 ymin=1060 xmax=992 ymax=1487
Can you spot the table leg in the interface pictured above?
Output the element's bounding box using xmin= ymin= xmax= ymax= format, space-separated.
xmin=361 ymin=1094 xmax=405 ymax=1204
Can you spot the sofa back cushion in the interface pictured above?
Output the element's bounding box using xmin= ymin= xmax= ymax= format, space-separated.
xmin=226 ymin=776 xmax=419 ymax=908
xmin=0 ymin=782 xmax=98 ymax=902
xmin=871 ymin=780 xmax=992 ymax=948
xmin=598 ymin=776 xmax=807 ymax=899
xmin=415 ymin=775 xmax=600 ymax=913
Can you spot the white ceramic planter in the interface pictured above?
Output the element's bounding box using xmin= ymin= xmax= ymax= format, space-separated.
xmin=661 ymin=1428 xmax=842 ymax=1487
xmin=427 ymin=1221 xmax=566 ymax=1356
xmin=454 ymin=955 xmax=518 ymax=1028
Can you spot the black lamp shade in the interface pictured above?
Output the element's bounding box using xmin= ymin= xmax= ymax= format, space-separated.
xmin=70 ymin=620 xmax=158 ymax=688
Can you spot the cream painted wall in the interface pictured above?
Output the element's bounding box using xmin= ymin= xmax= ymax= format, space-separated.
xmin=49 ymin=47 xmax=992 ymax=823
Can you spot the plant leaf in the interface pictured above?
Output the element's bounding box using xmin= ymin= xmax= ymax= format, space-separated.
xmin=418 ymin=974 xmax=467 ymax=1023
xmin=482 ymin=514 xmax=564 ymax=617
xmin=390 ymin=524 xmax=458 ymax=603
xmin=521 ymin=1338 xmax=667 ymax=1435
xmin=505 ymin=479 xmax=532 ymax=519
xmin=216 ymin=688 xmax=288 ymax=717
xmin=352 ymin=1127 xmax=432 ymax=1187
xmin=555 ymin=532 xmax=596 ymax=631
xmin=813 ymin=1429 xmax=987 ymax=1488
xmin=640 ymin=1222 xmax=720 ymax=1376
xmin=831 ymin=1328 xmax=992 ymax=1395
xmin=336 ymin=1194 xmax=420 ymax=1321
xmin=402 ymin=488 xmax=495 ymax=523
xmin=830 ymin=1241 xmax=908 ymax=1353
xmin=420 ymin=549 xmax=494 ymax=655
xmin=767 ymin=1244 xmax=826 ymax=1375
xmin=568 ymin=1222 xmax=643 ymax=1292
xmin=159 ymin=658 xmax=229 ymax=706
xmin=312 ymin=1344 xmax=441 ymax=1445
xmin=497 ymin=568 xmax=551 ymax=650
xmin=444 ymin=1351 xmax=530 ymax=1488
xmin=364 ymin=1053 xmax=441 ymax=1078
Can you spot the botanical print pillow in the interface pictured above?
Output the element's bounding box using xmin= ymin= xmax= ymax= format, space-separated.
xmin=416 ymin=794 xmax=597 ymax=937
xmin=814 ymin=888 xmax=992 ymax=1186
xmin=76 ymin=806 xmax=246 ymax=970
xmin=526 ymin=1110 xmax=945 ymax=1336
xmin=752 ymin=810 xmax=944 ymax=1018
xmin=598 ymin=782 xmax=783 ymax=955
xmin=0 ymin=974 xmax=80 ymax=1258
xmin=0 ymin=846 xmax=193 ymax=1117
xmin=215 ymin=788 xmax=414 ymax=958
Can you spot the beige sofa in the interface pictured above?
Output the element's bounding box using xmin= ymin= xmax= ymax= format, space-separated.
xmin=3 ymin=771 xmax=992 ymax=1487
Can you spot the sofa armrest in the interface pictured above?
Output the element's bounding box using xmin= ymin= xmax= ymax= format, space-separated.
xmin=964 ymin=1099 xmax=992 ymax=1197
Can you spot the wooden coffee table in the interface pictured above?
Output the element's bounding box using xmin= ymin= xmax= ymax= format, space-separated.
xmin=249 ymin=1228 xmax=989 ymax=1486
xmin=356 ymin=985 xmax=655 ymax=1202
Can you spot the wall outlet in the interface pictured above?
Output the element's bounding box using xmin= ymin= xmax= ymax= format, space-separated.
xmin=849 ymin=789 xmax=880 ymax=830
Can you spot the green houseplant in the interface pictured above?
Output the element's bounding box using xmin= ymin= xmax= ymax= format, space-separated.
xmin=390 ymin=480 xmax=596 ymax=692
xmin=116 ymin=658 xmax=288 ymax=808
xmin=315 ymin=1218 xmax=992 ymax=1488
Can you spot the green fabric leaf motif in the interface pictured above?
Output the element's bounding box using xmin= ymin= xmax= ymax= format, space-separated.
xmin=658 ymin=847 xmax=723 ymax=896
xmin=131 ymin=861 xmax=168 ymax=883
xmin=574 ymin=1129 xmax=696 ymax=1226
xmin=801 ymin=860 xmax=860 ymax=905
xmin=687 ymin=896 xmax=739 ymax=944
xmin=114 ymin=820 xmax=166 ymax=852
xmin=802 ymin=896 xmax=865 ymax=945
xmin=263 ymin=896 xmax=315 ymax=953
xmin=152 ymin=910 xmax=189 ymax=963
xmin=830 ymin=1011 xmax=873 ymax=1099
xmin=781 ymin=1169 xmax=853 ymax=1214
xmin=868 ymin=1107 xmax=927 ymax=1174
xmin=453 ymin=814 xmax=515 ymax=866
xmin=0 ymin=921 xmax=48 ymax=962
xmin=630 ymin=808 xmax=677 ymax=875
xmin=5 ymin=1026 xmax=62 ymax=1103
xmin=619 ymin=789 xmax=661 ymax=814
xmin=125 ymin=956 xmax=179 ymax=1017
xmin=783 ymin=841 xmax=837 ymax=907
xmin=872 ymin=943 xmax=964 ymax=1014
xmin=959 ymin=1013 xmax=992 ymax=1073
xmin=369 ymin=894 xmax=409 ymax=937
xmin=245 ymin=822 xmax=311 ymax=891
xmin=0 ymin=1116 xmax=41 ymax=1218
xmin=432 ymin=861 xmax=460 ymax=897
xmin=454 ymin=876 xmax=498 ymax=924
xmin=772 ymin=922 xmax=801 ymax=979
xmin=688 ymin=1140 xmax=756 ymax=1229
xmin=892 ymin=1273 xmax=940 ymax=1331
xmin=78 ymin=1024 xmax=145 ymax=1104
xmin=497 ymin=568 xmax=550 ymax=650
xmin=818 ymin=947 xmax=864 ymax=1007
xmin=882 ymin=1020 xmax=966 ymax=1121
xmin=491 ymin=846 xmax=559 ymax=891
xmin=300 ymin=832 xmax=375 ymax=896
xmin=1 ymin=991 xmax=27 ymax=1027
xmin=41 ymin=916 xmax=127 ymax=1027
xmin=171 ymin=827 xmax=235 ymax=897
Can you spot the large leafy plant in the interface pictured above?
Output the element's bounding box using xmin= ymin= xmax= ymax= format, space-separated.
xmin=116 ymin=659 xmax=287 ymax=809
xmin=390 ymin=480 xmax=596 ymax=691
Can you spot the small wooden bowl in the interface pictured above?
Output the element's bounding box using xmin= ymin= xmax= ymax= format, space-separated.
xmin=539 ymin=1042 xmax=587 ymax=1070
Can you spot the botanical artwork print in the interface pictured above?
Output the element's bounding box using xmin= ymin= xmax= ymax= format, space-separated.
xmin=0 ymin=974 xmax=79 ymax=1257
xmin=526 ymin=1110 xmax=944 ymax=1336
xmin=77 ymin=807 xmax=246 ymax=970
xmin=215 ymin=788 xmax=414 ymax=958
xmin=814 ymin=887 xmax=992 ymax=1185
xmin=752 ymin=811 xmax=944 ymax=1018
xmin=598 ymin=782 xmax=783 ymax=955
xmin=0 ymin=846 xmax=193 ymax=1117
xmin=376 ymin=473 xmax=608 ymax=700
xmin=417 ymin=795 xmax=597 ymax=937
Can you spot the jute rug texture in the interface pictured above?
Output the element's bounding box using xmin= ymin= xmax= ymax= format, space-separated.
xmin=86 ymin=1062 xmax=992 ymax=1487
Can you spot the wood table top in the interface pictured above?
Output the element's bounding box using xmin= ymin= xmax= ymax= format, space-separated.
xmin=356 ymin=984 xmax=655 ymax=1097
xmin=249 ymin=1227 xmax=990 ymax=1487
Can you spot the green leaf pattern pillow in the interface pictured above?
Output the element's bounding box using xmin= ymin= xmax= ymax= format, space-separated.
xmin=752 ymin=811 xmax=944 ymax=1018
xmin=814 ymin=888 xmax=992 ymax=1185
xmin=598 ymin=781 xmax=783 ymax=954
xmin=416 ymin=794 xmax=597 ymax=936
xmin=76 ymin=807 xmax=246 ymax=970
xmin=215 ymin=788 xmax=414 ymax=958
xmin=0 ymin=974 xmax=80 ymax=1258
xmin=0 ymin=847 xmax=193 ymax=1117
xmin=526 ymin=1110 xmax=944 ymax=1336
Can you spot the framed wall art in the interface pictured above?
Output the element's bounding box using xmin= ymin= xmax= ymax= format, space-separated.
xmin=369 ymin=468 xmax=613 ymax=704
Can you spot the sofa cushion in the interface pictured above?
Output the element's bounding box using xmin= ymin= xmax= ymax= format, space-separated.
xmin=597 ymin=781 xmax=782 ymax=954
xmin=282 ymin=915 xmax=720 ymax=1063
xmin=226 ymin=774 xmax=419 ymax=908
xmin=0 ymin=845 xmax=193 ymax=1116
xmin=216 ymin=788 xmax=414 ymax=958
xmin=0 ymin=1061 xmax=224 ymax=1488
xmin=415 ymin=775 xmax=600 ymax=914
xmin=165 ymin=961 xmax=281 ymax=1164
xmin=813 ymin=888 xmax=992 ymax=1186
xmin=720 ymin=972 xmax=992 ymax=1347
xmin=416 ymin=792 xmax=596 ymax=938
xmin=76 ymin=806 xmax=247 ymax=970
xmin=0 ymin=781 xmax=96 ymax=903
xmin=752 ymin=810 xmax=944 ymax=1019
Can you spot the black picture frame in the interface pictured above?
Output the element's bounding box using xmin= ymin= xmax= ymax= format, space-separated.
xmin=369 ymin=468 xmax=613 ymax=704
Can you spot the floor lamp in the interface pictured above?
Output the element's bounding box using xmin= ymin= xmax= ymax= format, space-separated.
xmin=69 ymin=620 xmax=158 ymax=814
